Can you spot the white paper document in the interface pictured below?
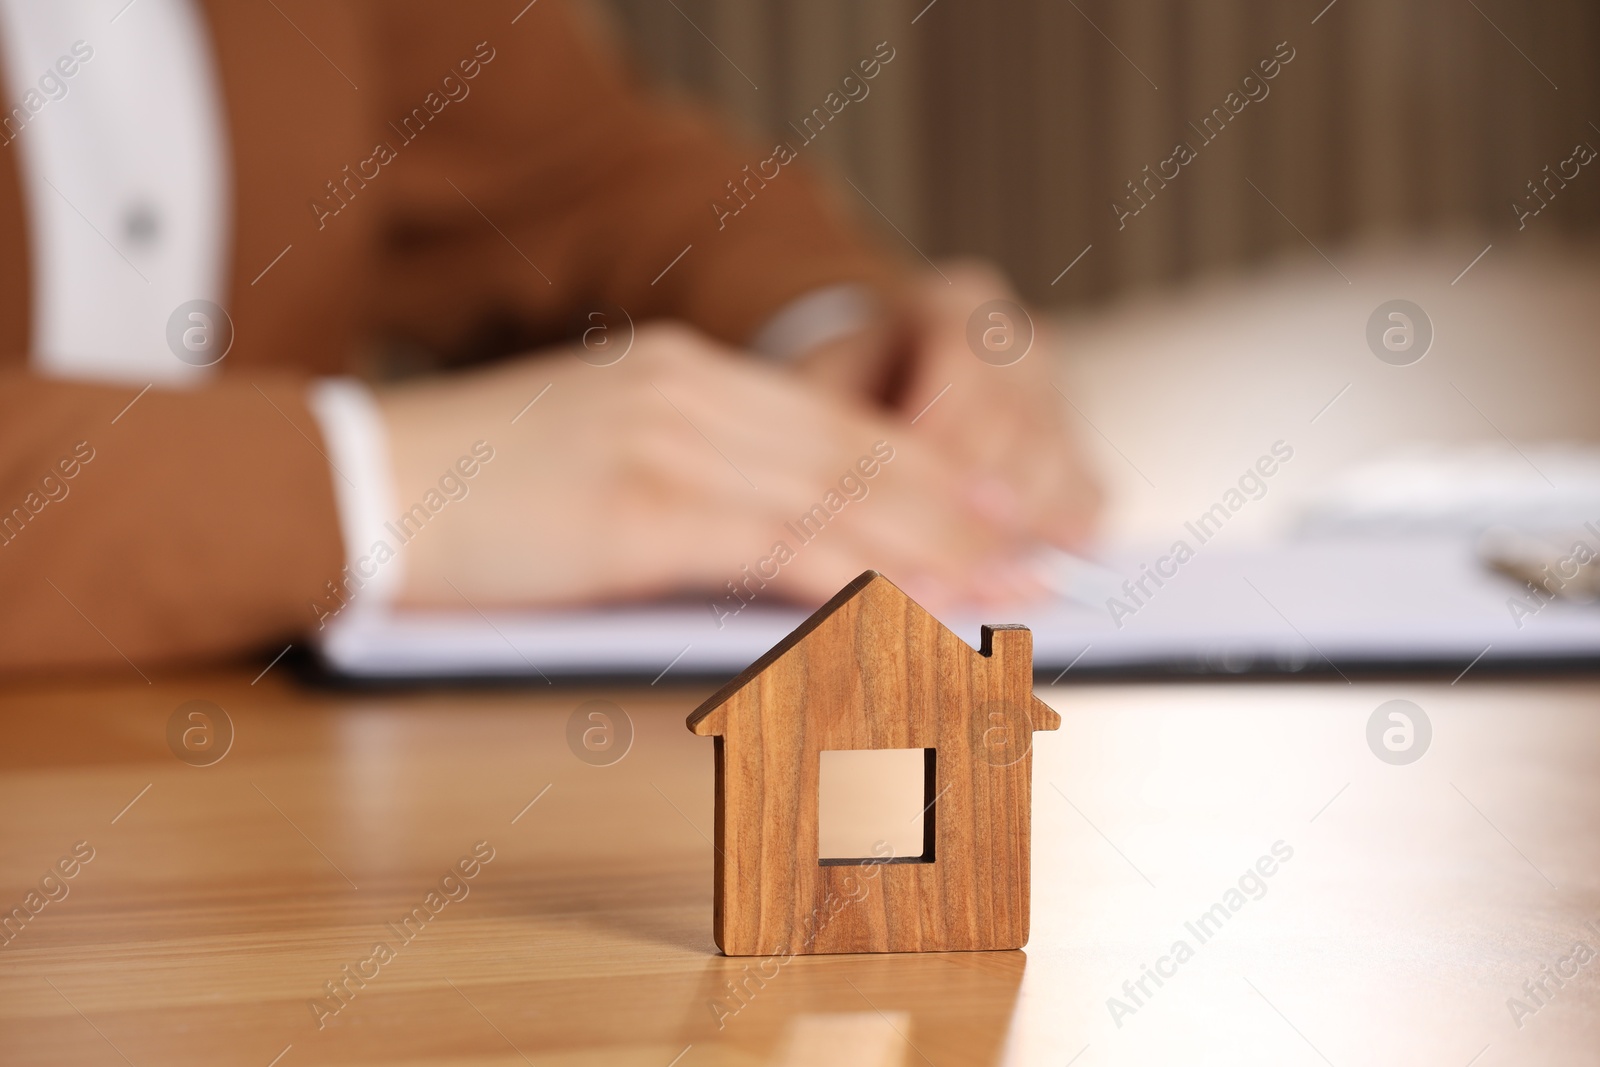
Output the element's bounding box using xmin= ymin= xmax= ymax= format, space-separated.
xmin=317 ymin=534 xmax=1600 ymax=681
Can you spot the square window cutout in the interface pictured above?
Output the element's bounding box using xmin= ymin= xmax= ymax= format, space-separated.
xmin=818 ymin=748 xmax=936 ymax=865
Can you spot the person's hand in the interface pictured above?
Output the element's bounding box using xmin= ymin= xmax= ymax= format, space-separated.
xmin=797 ymin=262 xmax=1102 ymax=556
xmin=376 ymin=324 xmax=1038 ymax=612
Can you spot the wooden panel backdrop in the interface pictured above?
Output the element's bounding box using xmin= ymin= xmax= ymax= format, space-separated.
xmin=596 ymin=0 xmax=1600 ymax=306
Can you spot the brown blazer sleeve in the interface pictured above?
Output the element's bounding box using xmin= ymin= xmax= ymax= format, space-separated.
xmin=358 ymin=0 xmax=904 ymax=354
xmin=0 ymin=372 xmax=345 ymax=677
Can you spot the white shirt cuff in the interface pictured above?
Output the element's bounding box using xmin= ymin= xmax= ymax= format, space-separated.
xmin=749 ymin=284 xmax=879 ymax=360
xmin=307 ymin=378 xmax=404 ymax=616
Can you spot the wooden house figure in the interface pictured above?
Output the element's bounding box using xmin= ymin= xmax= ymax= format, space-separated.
xmin=687 ymin=570 xmax=1060 ymax=955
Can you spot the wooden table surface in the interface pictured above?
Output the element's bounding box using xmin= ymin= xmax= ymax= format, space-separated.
xmin=2 ymin=670 xmax=1598 ymax=1066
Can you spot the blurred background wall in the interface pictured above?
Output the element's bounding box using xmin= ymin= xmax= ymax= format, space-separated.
xmin=595 ymin=0 xmax=1600 ymax=307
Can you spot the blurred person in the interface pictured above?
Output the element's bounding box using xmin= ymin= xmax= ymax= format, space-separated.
xmin=0 ymin=0 xmax=1098 ymax=674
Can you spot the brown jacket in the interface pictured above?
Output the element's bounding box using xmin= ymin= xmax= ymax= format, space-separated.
xmin=0 ymin=1 xmax=896 ymax=676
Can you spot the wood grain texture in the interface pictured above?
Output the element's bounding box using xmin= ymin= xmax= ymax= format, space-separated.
xmin=4 ymin=671 xmax=1600 ymax=1063
xmin=688 ymin=571 xmax=1061 ymax=956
